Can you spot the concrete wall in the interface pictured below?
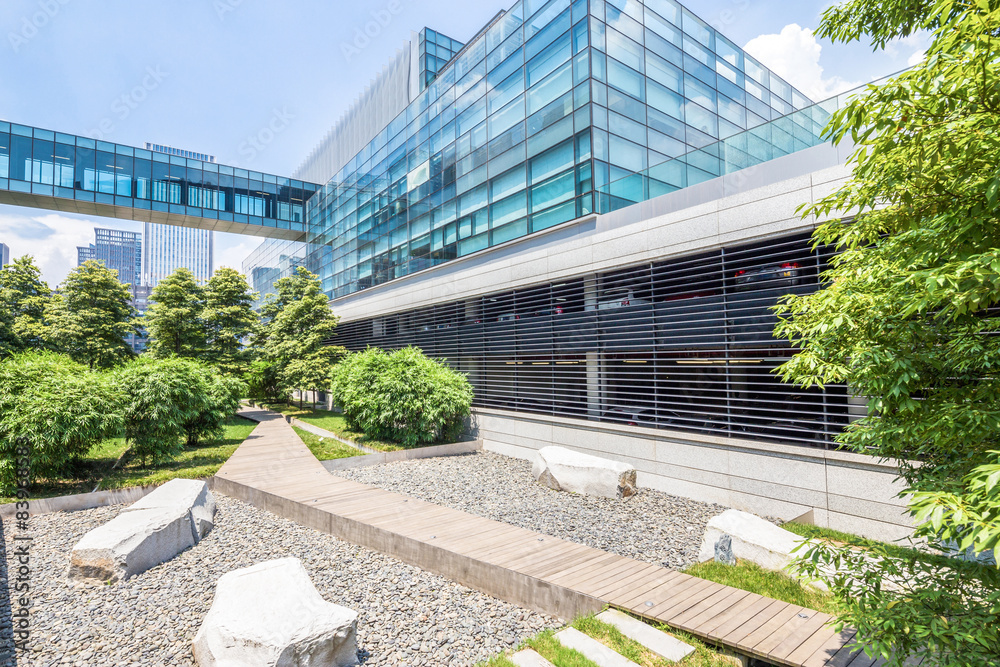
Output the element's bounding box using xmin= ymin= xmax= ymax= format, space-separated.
xmin=472 ymin=408 xmax=912 ymax=542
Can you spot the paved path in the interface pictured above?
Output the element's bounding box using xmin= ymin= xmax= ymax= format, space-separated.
xmin=216 ymin=407 xmax=906 ymax=667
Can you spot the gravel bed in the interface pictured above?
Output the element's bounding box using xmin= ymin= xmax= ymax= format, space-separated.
xmin=335 ymin=452 xmax=726 ymax=571
xmin=0 ymin=494 xmax=559 ymax=667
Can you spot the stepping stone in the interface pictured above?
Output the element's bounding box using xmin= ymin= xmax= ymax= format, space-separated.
xmin=597 ymin=609 xmax=695 ymax=662
xmin=510 ymin=649 xmax=555 ymax=667
xmin=554 ymin=627 xmax=640 ymax=667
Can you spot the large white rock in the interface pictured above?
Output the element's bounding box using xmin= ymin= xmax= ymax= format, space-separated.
xmin=193 ymin=558 xmax=358 ymax=667
xmin=68 ymin=479 xmax=216 ymax=584
xmin=698 ymin=509 xmax=827 ymax=591
xmin=532 ymin=446 xmax=637 ymax=499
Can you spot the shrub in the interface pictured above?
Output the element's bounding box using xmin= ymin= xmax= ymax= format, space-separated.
xmin=0 ymin=351 xmax=122 ymax=492
xmin=330 ymin=346 xmax=473 ymax=446
xmin=114 ymin=357 xmax=242 ymax=463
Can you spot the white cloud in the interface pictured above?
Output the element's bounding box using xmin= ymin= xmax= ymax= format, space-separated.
xmin=0 ymin=210 xmax=99 ymax=287
xmin=744 ymin=24 xmax=862 ymax=102
xmin=213 ymin=233 xmax=259 ymax=273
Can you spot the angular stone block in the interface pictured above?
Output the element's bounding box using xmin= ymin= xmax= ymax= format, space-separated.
xmin=698 ymin=509 xmax=809 ymax=571
xmin=532 ymin=446 xmax=637 ymax=499
xmin=193 ymin=558 xmax=358 ymax=667
xmin=68 ymin=479 xmax=216 ymax=584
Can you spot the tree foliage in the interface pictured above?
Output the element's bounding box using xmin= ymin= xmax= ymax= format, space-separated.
xmin=257 ymin=267 xmax=343 ymax=399
xmin=0 ymin=351 xmax=122 ymax=492
xmin=331 ymin=347 xmax=473 ymax=446
xmin=776 ymin=1 xmax=1000 ymax=663
xmin=45 ymin=260 xmax=137 ymax=369
xmin=202 ymin=267 xmax=259 ymax=375
xmin=144 ymin=268 xmax=206 ymax=359
xmin=114 ymin=357 xmax=243 ymax=463
xmin=0 ymin=255 xmax=50 ymax=357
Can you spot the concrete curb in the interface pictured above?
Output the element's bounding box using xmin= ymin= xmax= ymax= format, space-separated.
xmin=0 ymin=479 xmax=209 ymax=518
xmin=322 ymin=440 xmax=483 ymax=472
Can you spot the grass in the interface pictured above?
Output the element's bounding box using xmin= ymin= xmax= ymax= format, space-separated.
xmin=258 ymin=401 xmax=455 ymax=452
xmin=291 ymin=426 xmax=363 ymax=461
xmin=476 ymin=614 xmax=745 ymax=667
xmin=0 ymin=416 xmax=257 ymax=504
xmin=684 ymin=559 xmax=839 ymax=615
xmin=781 ymin=521 xmax=934 ymax=562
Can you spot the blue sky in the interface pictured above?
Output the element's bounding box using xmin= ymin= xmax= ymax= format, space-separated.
xmin=0 ymin=0 xmax=926 ymax=286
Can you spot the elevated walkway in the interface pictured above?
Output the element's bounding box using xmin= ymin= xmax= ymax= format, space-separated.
xmin=0 ymin=121 xmax=319 ymax=240
xmin=215 ymin=408 xmax=896 ymax=667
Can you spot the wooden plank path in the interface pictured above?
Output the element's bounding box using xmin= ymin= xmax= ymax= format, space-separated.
xmin=215 ymin=408 xmax=901 ymax=667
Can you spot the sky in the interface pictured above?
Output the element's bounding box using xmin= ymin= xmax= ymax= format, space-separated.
xmin=0 ymin=0 xmax=927 ymax=287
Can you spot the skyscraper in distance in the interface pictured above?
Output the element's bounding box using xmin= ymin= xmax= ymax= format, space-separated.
xmin=0 ymin=243 xmax=10 ymax=269
xmin=76 ymin=227 xmax=145 ymax=351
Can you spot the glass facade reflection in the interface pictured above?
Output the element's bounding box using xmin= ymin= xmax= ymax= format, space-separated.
xmin=301 ymin=0 xmax=817 ymax=300
xmin=0 ymin=122 xmax=319 ymax=235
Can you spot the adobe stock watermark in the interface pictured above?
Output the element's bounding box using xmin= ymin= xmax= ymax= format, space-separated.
xmin=341 ymin=0 xmax=404 ymax=63
xmin=239 ymin=108 xmax=295 ymax=163
xmin=88 ymin=66 xmax=168 ymax=141
xmin=213 ymin=0 xmax=245 ymax=21
xmin=706 ymin=0 xmax=751 ymax=33
xmin=8 ymin=0 xmax=73 ymax=53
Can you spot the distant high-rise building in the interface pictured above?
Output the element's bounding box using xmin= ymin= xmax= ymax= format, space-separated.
xmin=0 ymin=243 xmax=10 ymax=269
xmin=76 ymin=228 xmax=142 ymax=287
xmin=76 ymin=228 xmax=145 ymax=351
xmin=142 ymin=223 xmax=213 ymax=287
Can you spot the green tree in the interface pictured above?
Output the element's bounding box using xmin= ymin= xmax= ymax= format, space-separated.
xmin=776 ymin=2 xmax=1000 ymax=663
xmin=331 ymin=347 xmax=473 ymax=446
xmin=0 ymin=255 xmax=51 ymax=356
xmin=203 ymin=268 xmax=259 ymax=375
xmin=144 ymin=268 xmax=206 ymax=358
xmin=114 ymin=356 xmax=242 ymax=463
xmin=0 ymin=351 xmax=122 ymax=492
xmin=46 ymin=260 xmax=137 ymax=369
xmin=257 ymin=267 xmax=344 ymax=403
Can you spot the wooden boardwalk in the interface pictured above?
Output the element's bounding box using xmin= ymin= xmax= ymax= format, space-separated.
xmin=215 ymin=408 xmax=909 ymax=667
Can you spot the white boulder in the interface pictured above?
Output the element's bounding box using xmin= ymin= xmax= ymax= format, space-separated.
xmin=698 ymin=510 xmax=824 ymax=587
xmin=193 ymin=558 xmax=358 ymax=667
xmin=532 ymin=446 xmax=637 ymax=498
xmin=68 ymin=479 xmax=216 ymax=584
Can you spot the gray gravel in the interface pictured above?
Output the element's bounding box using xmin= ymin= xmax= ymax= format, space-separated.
xmin=334 ymin=452 xmax=726 ymax=571
xmin=1 ymin=494 xmax=559 ymax=667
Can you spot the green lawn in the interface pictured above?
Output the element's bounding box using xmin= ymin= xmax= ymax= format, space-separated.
xmin=1 ymin=416 xmax=257 ymax=504
xmin=477 ymin=614 xmax=743 ymax=667
xmin=684 ymin=559 xmax=839 ymax=614
xmin=291 ymin=426 xmax=363 ymax=461
xmin=781 ymin=521 xmax=939 ymax=563
xmin=258 ymin=402 xmax=443 ymax=452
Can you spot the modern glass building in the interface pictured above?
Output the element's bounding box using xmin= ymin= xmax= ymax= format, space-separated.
xmin=0 ymin=243 xmax=9 ymax=269
xmin=77 ymin=227 xmax=143 ymax=287
xmin=143 ymin=222 xmax=214 ymax=286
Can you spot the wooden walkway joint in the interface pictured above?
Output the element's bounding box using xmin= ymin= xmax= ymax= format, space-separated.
xmin=215 ymin=409 xmax=900 ymax=667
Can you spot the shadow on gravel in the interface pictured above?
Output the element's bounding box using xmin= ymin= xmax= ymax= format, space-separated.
xmin=0 ymin=518 xmax=17 ymax=666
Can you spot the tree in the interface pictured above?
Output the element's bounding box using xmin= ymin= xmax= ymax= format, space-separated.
xmin=46 ymin=260 xmax=137 ymax=369
xmin=0 ymin=351 xmax=122 ymax=492
xmin=0 ymin=255 xmax=50 ymax=356
xmin=114 ymin=357 xmax=243 ymax=464
xmin=257 ymin=267 xmax=344 ymax=403
xmin=775 ymin=2 xmax=1000 ymax=663
xmin=331 ymin=347 xmax=473 ymax=446
xmin=144 ymin=268 xmax=206 ymax=358
xmin=202 ymin=268 xmax=259 ymax=375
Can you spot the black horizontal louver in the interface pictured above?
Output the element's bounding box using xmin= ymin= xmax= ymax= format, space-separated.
xmin=328 ymin=230 xmax=850 ymax=449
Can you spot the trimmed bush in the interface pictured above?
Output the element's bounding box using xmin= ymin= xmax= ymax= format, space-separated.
xmin=330 ymin=347 xmax=473 ymax=446
xmin=115 ymin=357 xmax=244 ymax=463
xmin=0 ymin=351 xmax=122 ymax=492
